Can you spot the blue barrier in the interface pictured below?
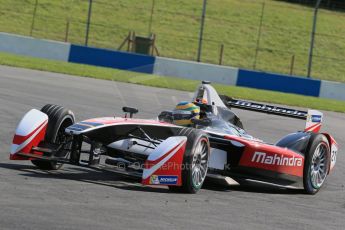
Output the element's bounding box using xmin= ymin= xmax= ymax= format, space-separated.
xmin=68 ymin=45 xmax=155 ymax=74
xmin=237 ymin=69 xmax=321 ymax=97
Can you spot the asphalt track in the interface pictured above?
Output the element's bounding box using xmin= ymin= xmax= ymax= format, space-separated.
xmin=0 ymin=65 xmax=344 ymax=230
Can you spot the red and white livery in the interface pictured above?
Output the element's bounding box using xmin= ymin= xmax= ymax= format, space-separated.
xmin=9 ymin=82 xmax=338 ymax=194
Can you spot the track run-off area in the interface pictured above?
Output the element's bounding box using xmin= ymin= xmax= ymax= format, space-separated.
xmin=0 ymin=65 xmax=344 ymax=230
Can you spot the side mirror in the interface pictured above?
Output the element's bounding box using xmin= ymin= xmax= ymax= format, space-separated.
xmin=158 ymin=111 xmax=173 ymax=123
xmin=122 ymin=107 xmax=139 ymax=118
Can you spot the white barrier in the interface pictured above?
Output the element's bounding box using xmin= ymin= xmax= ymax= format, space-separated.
xmin=153 ymin=57 xmax=238 ymax=85
xmin=0 ymin=32 xmax=345 ymax=101
xmin=319 ymin=80 xmax=345 ymax=101
xmin=0 ymin=33 xmax=70 ymax=61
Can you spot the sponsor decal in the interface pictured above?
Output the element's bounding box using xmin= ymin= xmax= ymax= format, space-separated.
xmin=79 ymin=121 xmax=104 ymax=127
xmin=150 ymin=175 xmax=159 ymax=184
xmin=67 ymin=124 xmax=92 ymax=131
xmin=233 ymin=101 xmax=307 ymax=117
xmin=251 ymin=152 xmax=302 ymax=167
xmin=330 ymin=144 xmax=338 ymax=169
xmin=311 ymin=115 xmax=322 ymax=123
xmin=149 ymin=175 xmax=178 ymax=185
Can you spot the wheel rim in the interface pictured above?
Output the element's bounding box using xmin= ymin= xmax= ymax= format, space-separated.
xmin=54 ymin=120 xmax=73 ymax=165
xmin=310 ymin=142 xmax=328 ymax=188
xmin=56 ymin=126 xmax=67 ymax=144
xmin=192 ymin=139 xmax=208 ymax=188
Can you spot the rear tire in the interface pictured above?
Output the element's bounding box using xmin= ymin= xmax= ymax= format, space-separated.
xmin=31 ymin=104 xmax=75 ymax=170
xmin=169 ymin=128 xmax=210 ymax=194
xmin=303 ymin=133 xmax=330 ymax=194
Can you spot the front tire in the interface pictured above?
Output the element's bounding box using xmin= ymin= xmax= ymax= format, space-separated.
xmin=303 ymin=133 xmax=330 ymax=194
xmin=31 ymin=104 xmax=75 ymax=170
xmin=169 ymin=128 xmax=210 ymax=194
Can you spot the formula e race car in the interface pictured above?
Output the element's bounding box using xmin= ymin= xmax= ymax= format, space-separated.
xmin=10 ymin=81 xmax=338 ymax=194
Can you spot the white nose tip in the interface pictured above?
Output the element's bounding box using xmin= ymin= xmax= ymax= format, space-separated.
xmin=10 ymin=144 xmax=19 ymax=155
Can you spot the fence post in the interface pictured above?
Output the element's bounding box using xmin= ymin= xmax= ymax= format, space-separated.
xmin=85 ymin=0 xmax=93 ymax=46
xmin=219 ymin=44 xmax=224 ymax=65
xmin=148 ymin=0 xmax=155 ymax=34
xmin=65 ymin=20 xmax=70 ymax=42
xmin=253 ymin=1 xmax=265 ymax=70
xmin=30 ymin=0 xmax=38 ymax=36
xmin=307 ymin=0 xmax=322 ymax=78
xmin=197 ymin=0 xmax=207 ymax=62
xmin=127 ymin=31 xmax=131 ymax=52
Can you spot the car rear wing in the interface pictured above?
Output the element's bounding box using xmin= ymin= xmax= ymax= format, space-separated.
xmin=225 ymin=98 xmax=307 ymax=120
xmin=221 ymin=96 xmax=323 ymax=133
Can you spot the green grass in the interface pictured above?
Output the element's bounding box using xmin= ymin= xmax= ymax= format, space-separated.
xmin=0 ymin=0 xmax=345 ymax=82
xmin=1 ymin=51 xmax=345 ymax=113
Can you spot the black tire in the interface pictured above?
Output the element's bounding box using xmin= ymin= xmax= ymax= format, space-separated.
xmin=303 ymin=133 xmax=330 ymax=194
xmin=31 ymin=104 xmax=75 ymax=170
xmin=169 ymin=128 xmax=210 ymax=194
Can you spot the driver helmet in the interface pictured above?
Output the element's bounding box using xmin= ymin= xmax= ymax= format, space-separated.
xmin=194 ymin=98 xmax=209 ymax=118
xmin=172 ymin=101 xmax=200 ymax=126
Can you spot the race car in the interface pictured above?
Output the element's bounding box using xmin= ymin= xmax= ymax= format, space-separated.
xmin=9 ymin=81 xmax=338 ymax=194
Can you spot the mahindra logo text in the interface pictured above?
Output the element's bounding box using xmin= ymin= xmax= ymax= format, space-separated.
xmin=235 ymin=101 xmax=306 ymax=117
xmin=251 ymin=152 xmax=302 ymax=167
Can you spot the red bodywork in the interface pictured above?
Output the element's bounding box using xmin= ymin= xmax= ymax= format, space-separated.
xmin=224 ymin=135 xmax=304 ymax=177
xmin=10 ymin=121 xmax=47 ymax=160
xmin=142 ymin=140 xmax=186 ymax=186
